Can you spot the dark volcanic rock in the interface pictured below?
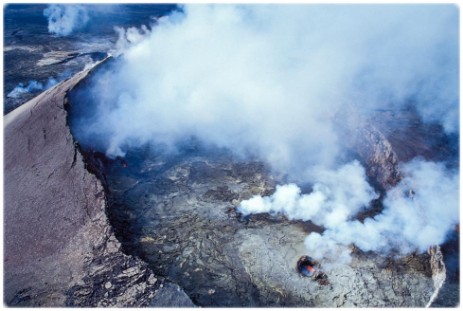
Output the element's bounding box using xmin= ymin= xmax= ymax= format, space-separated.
xmin=429 ymin=232 xmax=460 ymax=307
xmin=7 ymin=61 xmax=449 ymax=306
xmin=352 ymin=123 xmax=401 ymax=190
xmin=3 ymin=62 xmax=194 ymax=307
xmin=336 ymin=112 xmax=401 ymax=192
xmin=370 ymin=108 xmax=459 ymax=168
xmin=85 ymin=143 xmax=442 ymax=307
xmin=149 ymin=283 xmax=198 ymax=307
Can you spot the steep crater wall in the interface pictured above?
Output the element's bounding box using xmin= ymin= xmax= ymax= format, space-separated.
xmin=4 ymin=61 xmax=194 ymax=307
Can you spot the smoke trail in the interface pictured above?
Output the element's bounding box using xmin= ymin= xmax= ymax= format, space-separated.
xmin=110 ymin=13 xmax=182 ymax=55
xmin=7 ymin=69 xmax=74 ymax=98
xmin=7 ymin=81 xmax=44 ymax=98
xmin=238 ymin=161 xmax=378 ymax=228
xmin=70 ymin=4 xmax=459 ymax=264
xmin=43 ymin=4 xmax=89 ymax=36
xmin=7 ymin=77 xmax=59 ymax=98
xmin=112 ymin=25 xmax=152 ymax=56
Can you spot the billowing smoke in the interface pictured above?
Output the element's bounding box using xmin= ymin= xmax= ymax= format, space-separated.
xmin=239 ymin=161 xmax=378 ymax=228
xmin=110 ymin=15 xmax=179 ymax=56
xmin=71 ymin=5 xmax=459 ymax=265
xmin=7 ymin=80 xmax=44 ymax=98
xmin=241 ymin=159 xmax=459 ymax=265
xmin=112 ymin=25 xmax=152 ymax=56
xmin=43 ymin=4 xmax=90 ymax=36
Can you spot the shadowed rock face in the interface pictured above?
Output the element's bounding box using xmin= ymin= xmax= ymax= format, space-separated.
xmin=334 ymin=110 xmax=402 ymax=192
xmin=3 ymin=62 xmax=194 ymax=307
xmin=370 ymin=109 xmax=459 ymax=167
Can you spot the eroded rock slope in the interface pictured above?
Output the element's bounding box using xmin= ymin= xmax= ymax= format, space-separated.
xmin=3 ymin=62 xmax=194 ymax=307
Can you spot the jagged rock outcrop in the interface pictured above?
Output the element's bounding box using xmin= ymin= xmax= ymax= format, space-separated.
xmin=335 ymin=110 xmax=401 ymax=191
xmin=429 ymin=232 xmax=460 ymax=307
xmin=3 ymin=61 xmax=194 ymax=307
xmin=350 ymin=123 xmax=401 ymax=190
xmin=426 ymin=246 xmax=447 ymax=307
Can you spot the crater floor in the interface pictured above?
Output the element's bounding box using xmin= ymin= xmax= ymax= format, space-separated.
xmin=89 ymin=145 xmax=437 ymax=307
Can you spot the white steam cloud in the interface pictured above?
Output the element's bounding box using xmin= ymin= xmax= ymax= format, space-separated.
xmin=110 ymin=16 xmax=175 ymax=56
xmin=112 ymin=25 xmax=152 ymax=56
xmin=240 ymin=159 xmax=459 ymax=264
xmin=76 ymin=5 xmax=457 ymax=173
xmin=43 ymin=4 xmax=90 ymax=36
xmin=239 ymin=161 xmax=378 ymax=228
xmin=7 ymin=80 xmax=44 ymax=98
xmin=302 ymin=159 xmax=459 ymax=264
xmin=72 ymin=5 xmax=459 ymax=265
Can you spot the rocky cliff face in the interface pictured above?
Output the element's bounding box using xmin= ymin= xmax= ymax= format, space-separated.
xmin=334 ymin=110 xmax=402 ymax=192
xmin=3 ymin=61 xmax=194 ymax=307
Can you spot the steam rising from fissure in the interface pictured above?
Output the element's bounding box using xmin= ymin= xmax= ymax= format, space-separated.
xmin=71 ymin=5 xmax=459 ymax=266
xmin=44 ymin=4 xmax=90 ymax=36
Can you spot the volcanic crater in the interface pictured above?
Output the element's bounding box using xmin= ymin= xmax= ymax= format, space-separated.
xmin=66 ymin=59 xmax=457 ymax=307
xmin=5 ymin=4 xmax=459 ymax=308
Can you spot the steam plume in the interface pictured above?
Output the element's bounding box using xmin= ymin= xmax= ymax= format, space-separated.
xmin=43 ymin=4 xmax=89 ymax=36
xmin=7 ymin=80 xmax=44 ymax=98
xmin=239 ymin=161 xmax=378 ymax=228
xmin=73 ymin=5 xmax=458 ymax=165
xmin=7 ymin=77 xmax=59 ymax=98
xmin=70 ymin=5 xmax=459 ymax=264
xmin=241 ymin=159 xmax=459 ymax=264
xmin=112 ymin=25 xmax=152 ymax=56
